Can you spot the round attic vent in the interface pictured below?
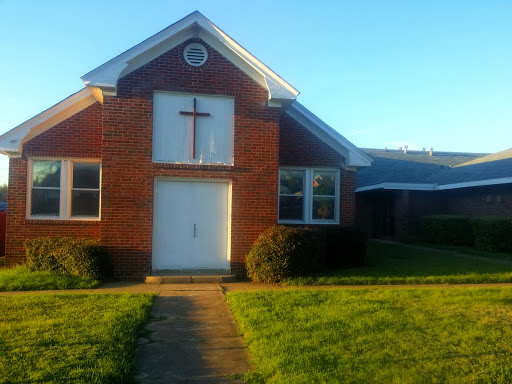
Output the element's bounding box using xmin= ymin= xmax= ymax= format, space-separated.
xmin=184 ymin=43 xmax=208 ymax=66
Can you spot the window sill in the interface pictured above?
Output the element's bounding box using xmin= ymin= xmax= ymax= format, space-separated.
xmin=153 ymin=162 xmax=233 ymax=171
xmin=278 ymin=220 xmax=340 ymax=225
xmin=26 ymin=217 xmax=100 ymax=225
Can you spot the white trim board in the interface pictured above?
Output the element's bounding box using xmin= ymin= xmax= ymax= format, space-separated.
xmin=81 ymin=11 xmax=299 ymax=104
xmin=0 ymin=89 xmax=97 ymax=156
xmin=286 ymin=102 xmax=372 ymax=168
xmin=356 ymin=177 xmax=512 ymax=193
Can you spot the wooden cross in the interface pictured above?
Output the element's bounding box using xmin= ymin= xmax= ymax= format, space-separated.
xmin=180 ymin=98 xmax=211 ymax=159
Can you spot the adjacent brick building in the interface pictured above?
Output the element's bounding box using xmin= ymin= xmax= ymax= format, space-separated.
xmin=0 ymin=12 xmax=371 ymax=279
xmin=356 ymin=148 xmax=512 ymax=241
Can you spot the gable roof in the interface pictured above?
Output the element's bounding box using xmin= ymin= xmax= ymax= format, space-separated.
xmin=362 ymin=148 xmax=486 ymax=167
xmin=0 ymin=11 xmax=370 ymax=167
xmin=287 ymin=103 xmax=372 ymax=168
xmin=356 ymin=148 xmax=512 ymax=192
xmin=0 ymin=89 xmax=97 ymax=156
xmin=81 ymin=11 xmax=298 ymax=105
xmin=454 ymin=148 xmax=512 ymax=167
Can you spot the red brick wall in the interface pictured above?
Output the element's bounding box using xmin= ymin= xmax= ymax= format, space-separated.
xmin=356 ymin=185 xmax=512 ymax=242
xmin=279 ymin=114 xmax=356 ymax=226
xmin=101 ymin=38 xmax=280 ymax=278
xmin=23 ymin=103 xmax=103 ymax=158
xmin=6 ymin=103 xmax=103 ymax=266
xmin=442 ymin=185 xmax=512 ymax=216
xmin=6 ymin=38 xmax=357 ymax=278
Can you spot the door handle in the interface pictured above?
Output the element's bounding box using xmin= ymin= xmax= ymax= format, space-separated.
xmin=194 ymin=224 xmax=197 ymax=238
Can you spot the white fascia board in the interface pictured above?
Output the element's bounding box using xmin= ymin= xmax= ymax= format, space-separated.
xmin=81 ymin=11 xmax=298 ymax=103
xmin=286 ymin=102 xmax=372 ymax=168
xmin=436 ymin=177 xmax=512 ymax=190
xmin=355 ymin=183 xmax=436 ymax=192
xmin=203 ymin=20 xmax=299 ymax=101
xmin=356 ymin=178 xmax=512 ymax=193
xmin=0 ymin=89 xmax=96 ymax=155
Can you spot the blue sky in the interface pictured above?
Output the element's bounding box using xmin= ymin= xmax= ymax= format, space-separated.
xmin=0 ymin=0 xmax=511 ymax=185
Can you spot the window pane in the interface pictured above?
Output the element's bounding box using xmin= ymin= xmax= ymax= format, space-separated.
xmin=71 ymin=190 xmax=100 ymax=217
xmin=313 ymin=171 xmax=336 ymax=196
xmin=32 ymin=189 xmax=60 ymax=216
xmin=73 ymin=163 xmax=100 ymax=189
xmin=280 ymin=170 xmax=303 ymax=195
xmin=312 ymin=197 xmax=335 ymax=220
xmin=33 ymin=161 xmax=61 ymax=188
xmin=279 ymin=196 xmax=303 ymax=220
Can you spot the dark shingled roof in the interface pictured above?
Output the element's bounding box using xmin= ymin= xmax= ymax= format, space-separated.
xmin=435 ymin=158 xmax=512 ymax=186
xmin=357 ymin=148 xmax=512 ymax=190
xmin=362 ymin=148 xmax=486 ymax=166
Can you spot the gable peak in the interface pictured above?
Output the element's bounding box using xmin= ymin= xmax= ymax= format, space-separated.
xmin=81 ymin=11 xmax=298 ymax=106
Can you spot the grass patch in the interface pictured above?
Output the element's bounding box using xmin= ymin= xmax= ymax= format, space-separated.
xmin=228 ymin=287 xmax=512 ymax=383
xmin=0 ymin=293 xmax=154 ymax=383
xmin=285 ymin=241 xmax=512 ymax=285
xmin=0 ymin=265 xmax=100 ymax=291
xmin=416 ymin=242 xmax=512 ymax=262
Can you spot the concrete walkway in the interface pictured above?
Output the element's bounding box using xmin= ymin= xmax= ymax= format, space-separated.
xmin=133 ymin=283 xmax=251 ymax=384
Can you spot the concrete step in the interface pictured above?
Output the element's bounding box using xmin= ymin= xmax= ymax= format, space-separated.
xmin=146 ymin=275 xmax=237 ymax=284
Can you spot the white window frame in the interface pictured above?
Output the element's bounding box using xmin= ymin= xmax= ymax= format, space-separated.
xmin=27 ymin=158 xmax=101 ymax=220
xmin=278 ymin=167 xmax=340 ymax=225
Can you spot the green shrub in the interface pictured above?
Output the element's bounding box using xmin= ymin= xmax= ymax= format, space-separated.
xmin=25 ymin=237 xmax=112 ymax=279
xmin=246 ymin=226 xmax=367 ymax=283
xmin=246 ymin=226 xmax=318 ymax=283
xmin=472 ymin=216 xmax=512 ymax=253
xmin=421 ymin=215 xmax=473 ymax=246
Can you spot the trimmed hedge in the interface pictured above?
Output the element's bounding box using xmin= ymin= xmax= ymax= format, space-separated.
xmin=25 ymin=237 xmax=112 ymax=279
xmin=246 ymin=226 xmax=366 ymax=283
xmin=420 ymin=215 xmax=473 ymax=246
xmin=421 ymin=215 xmax=512 ymax=253
xmin=472 ymin=216 xmax=512 ymax=253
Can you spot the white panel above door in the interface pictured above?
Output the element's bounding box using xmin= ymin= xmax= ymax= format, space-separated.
xmin=153 ymin=92 xmax=234 ymax=164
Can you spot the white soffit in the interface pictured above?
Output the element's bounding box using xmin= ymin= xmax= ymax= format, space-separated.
xmin=0 ymin=89 xmax=96 ymax=156
xmin=286 ymin=102 xmax=372 ymax=168
xmin=81 ymin=11 xmax=299 ymax=104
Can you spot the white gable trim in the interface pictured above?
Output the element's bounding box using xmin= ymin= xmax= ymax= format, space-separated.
xmin=356 ymin=177 xmax=512 ymax=193
xmin=0 ymin=89 xmax=97 ymax=157
xmin=285 ymin=102 xmax=372 ymax=168
xmin=356 ymin=182 xmax=436 ymax=192
xmin=436 ymin=177 xmax=512 ymax=191
xmin=81 ymin=11 xmax=299 ymax=104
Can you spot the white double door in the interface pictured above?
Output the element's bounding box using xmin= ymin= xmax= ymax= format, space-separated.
xmin=152 ymin=180 xmax=230 ymax=270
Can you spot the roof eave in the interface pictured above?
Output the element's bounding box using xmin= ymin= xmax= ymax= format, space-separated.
xmin=286 ymin=102 xmax=372 ymax=168
xmin=0 ymin=89 xmax=96 ymax=156
xmin=356 ymin=177 xmax=512 ymax=193
xmin=436 ymin=177 xmax=512 ymax=190
xmin=356 ymin=183 xmax=436 ymax=192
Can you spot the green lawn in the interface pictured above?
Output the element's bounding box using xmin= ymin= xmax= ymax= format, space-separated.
xmin=228 ymin=287 xmax=512 ymax=383
xmin=286 ymin=241 xmax=512 ymax=285
xmin=0 ymin=293 xmax=154 ymax=384
xmin=416 ymin=242 xmax=512 ymax=262
xmin=0 ymin=265 xmax=100 ymax=291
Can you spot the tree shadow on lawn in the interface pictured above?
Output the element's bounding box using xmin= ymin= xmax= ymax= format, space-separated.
xmin=287 ymin=241 xmax=512 ymax=285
